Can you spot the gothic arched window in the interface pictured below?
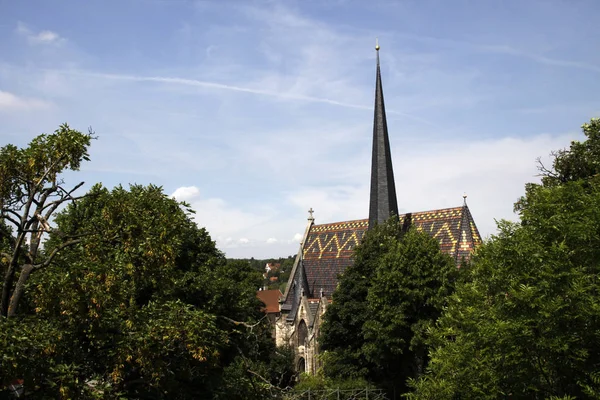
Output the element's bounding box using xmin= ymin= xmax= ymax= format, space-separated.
xmin=297 ymin=319 xmax=308 ymax=347
xmin=297 ymin=357 xmax=306 ymax=373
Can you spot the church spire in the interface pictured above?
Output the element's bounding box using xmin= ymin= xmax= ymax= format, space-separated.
xmin=368 ymin=40 xmax=398 ymax=229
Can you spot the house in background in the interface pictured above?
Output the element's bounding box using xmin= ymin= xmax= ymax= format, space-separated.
xmin=265 ymin=263 xmax=281 ymax=273
xmin=257 ymin=289 xmax=283 ymax=338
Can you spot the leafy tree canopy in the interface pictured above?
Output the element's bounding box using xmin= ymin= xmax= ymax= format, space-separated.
xmin=1 ymin=170 xmax=293 ymax=397
xmin=408 ymin=118 xmax=600 ymax=399
xmin=320 ymin=219 xmax=457 ymax=398
xmin=0 ymin=124 xmax=93 ymax=317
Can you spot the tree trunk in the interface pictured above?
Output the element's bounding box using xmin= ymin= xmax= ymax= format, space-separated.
xmin=7 ymin=264 xmax=34 ymax=317
xmin=1 ymin=267 xmax=15 ymax=317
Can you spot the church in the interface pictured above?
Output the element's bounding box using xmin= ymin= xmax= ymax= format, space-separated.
xmin=275 ymin=44 xmax=481 ymax=374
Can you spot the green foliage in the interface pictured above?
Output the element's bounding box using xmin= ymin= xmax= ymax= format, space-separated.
xmin=0 ymin=124 xmax=93 ymax=317
xmin=540 ymin=118 xmax=600 ymax=186
xmin=0 ymin=123 xmax=91 ymax=204
xmin=364 ymin=229 xmax=456 ymax=395
xmin=320 ymin=218 xmax=404 ymax=380
xmin=292 ymin=373 xmax=371 ymax=393
xmin=1 ymin=184 xmax=292 ymax=399
xmin=320 ymin=218 xmax=457 ymax=397
xmin=228 ymin=256 xmax=295 ymax=291
xmin=408 ymin=118 xmax=600 ymax=399
xmin=217 ymin=344 xmax=295 ymax=399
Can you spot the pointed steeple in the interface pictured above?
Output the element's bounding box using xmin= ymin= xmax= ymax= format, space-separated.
xmin=368 ymin=40 xmax=398 ymax=229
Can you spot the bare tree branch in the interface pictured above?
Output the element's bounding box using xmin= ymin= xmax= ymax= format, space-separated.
xmin=2 ymin=208 xmax=22 ymax=221
xmin=40 ymin=181 xmax=86 ymax=215
xmin=0 ymin=212 xmax=21 ymax=228
xmin=34 ymin=155 xmax=66 ymax=189
xmin=16 ymin=228 xmax=47 ymax=234
xmin=35 ymin=213 xmax=51 ymax=232
xmin=246 ymin=369 xmax=274 ymax=386
xmin=536 ymin=156 xmax=558 ymax=178
xmin=33 ymin=238 xmax=82 ymax=270
xmin=218 ymin=315 xmax=268 ymax=331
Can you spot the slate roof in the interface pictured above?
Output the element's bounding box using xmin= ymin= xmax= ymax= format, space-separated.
xmin=302 ymin=219 xmax=368 ymax=299
xmin=308 ymin=300 xmax=320 ymax=324
xmin=282 ymin=204 xmax=481 ymax=317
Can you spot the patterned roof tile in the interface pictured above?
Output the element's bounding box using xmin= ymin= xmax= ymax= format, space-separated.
xmin=295 ymin=205 xmax=480 ymax=301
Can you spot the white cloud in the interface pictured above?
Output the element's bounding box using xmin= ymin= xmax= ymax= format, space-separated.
xmin=388 ymin=33 xmax=600 ymax=74
xmin=287 ymin=185 xmax=368 ymax=224
xmin=171 ymin=186 xmax=201 ymax=200
xmin=171 ymin=186 xmax=289 ymax=256
xmin=285 ymin=132 xmax=581 ymax=243
xmin=36 ymin=31 xmax=60 ymax=43
xmin=170 ymin=186 xmax=308 ymax=258
xmin=0 ymin=90 xmax=52 ymax=110
xmin=16 ymin=22 xmax=64 ymax=45
xmin=170 ymin=133 xmax=579 ymax=259
xmin=2 ymin=1 xmax=592 ymax=261
xmin=55 ymin=70 xmax=380 ymax=113
xmin=171 ymin=186 xmax=270 ymax=237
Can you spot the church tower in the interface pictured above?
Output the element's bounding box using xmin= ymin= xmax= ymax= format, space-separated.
xmin=276 ymin=43 xmax=481 ymax=375
xmin=368 ymin=41 xmax=399 ymax=228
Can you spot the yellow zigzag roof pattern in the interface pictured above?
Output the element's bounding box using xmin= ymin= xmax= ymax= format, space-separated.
xmin=303 ymin=206 xmax=477 ymax=260
xmin=304 ymin=230 xmax=361 ymax=259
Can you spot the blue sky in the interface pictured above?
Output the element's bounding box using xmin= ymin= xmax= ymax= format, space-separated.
xmin=1 ymin=0 xmax=599 ymax=258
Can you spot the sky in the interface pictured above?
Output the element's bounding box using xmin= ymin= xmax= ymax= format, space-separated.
xmin=1 ymin=0 xmax=599 ymax=258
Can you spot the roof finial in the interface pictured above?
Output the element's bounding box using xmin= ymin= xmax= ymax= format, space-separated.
xmin=375 ymin=37 xmax=380 ymax=51
xmin=463 ymin=192 xmax=468 ymax=206
xmin=308 ymin=207 xmax=314 ymax=221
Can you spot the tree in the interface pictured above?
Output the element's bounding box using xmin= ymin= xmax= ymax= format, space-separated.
xmin=1 ymin=184 xmax=293 ymax=399
xmin=408 ymin=118 xmax=600 ymax=399
xmin=320 ymin=219 xmax=457 ymax=398
xmin=320 ymin=218 xmax=404 ymax=380
xmin=363 ymin=229 xmax=456 ymax=397
xmin=535 ymin=118 xmax=600 ymax=187
xmin=0 ymin=124 xmax=93 ymax=317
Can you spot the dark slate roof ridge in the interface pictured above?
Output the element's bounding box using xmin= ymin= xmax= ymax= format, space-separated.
xmin=281 ymin=216 xmax=315 ymax=304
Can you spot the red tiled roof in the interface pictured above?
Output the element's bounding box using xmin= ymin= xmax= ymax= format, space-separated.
xmin=257 ymin=289 xmax=282 ymax=313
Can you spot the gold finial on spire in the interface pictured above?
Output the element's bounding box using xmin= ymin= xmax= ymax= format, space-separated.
xmin=375 ymin=37 xmax=380 ymax=51
xmin=463 ymin=192 xmax=468 ymax=205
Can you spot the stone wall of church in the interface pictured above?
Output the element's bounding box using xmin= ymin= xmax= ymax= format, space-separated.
xmin=275 ymin=296 xmax=331 ymax=375
xmin=275 ymin=314 xmax=293 ymax=347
